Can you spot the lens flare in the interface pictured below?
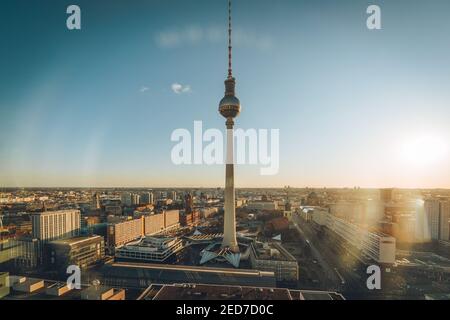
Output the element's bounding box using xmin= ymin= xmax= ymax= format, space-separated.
xmin=400 ymin=134 xmax=448 ymax=168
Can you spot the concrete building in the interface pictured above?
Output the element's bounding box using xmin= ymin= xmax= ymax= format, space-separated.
xmin=45 ymin=282 xmax=73 ymax=297
xmin=164 ymin=210 xmax=180 ymax=230
xmin=144 ymin=213 xmax=165 ymax=235
xmin=249 ymin=242 xmax=299 ymax=282
xmin=246 ymin=201 xmax=278 ymax=211
xmin=107 ymin=217 xmax=144 ymax=251
xmin=8 ymin=237 xmax=42 ymax=268
xmin=425 ymin=199 xmax=441 ymax=241
xmin=12 ymin=277 xmax=45 ymax=293
xmin=31 ymin=210 xmax=80 ymax=242
xmin=328 ymin=199 xmax=384 ymax=225
xmin=200 ymin=207 xmax=218 ymax=219
xmin=121 ymin=193 xmax=132 ymax=206
xmin=439 ymin=201 xmax=450 ymax=241
xmin=48 ymin=235 xmax=105 ymax=270
xmin=131 ymin=194 xmax=141 ymax=206
xmin=219 ymin=0 xmax=240 ymax=255
xmin=107 ymin=210 xmax=180 ymax=252
xmin=115 ymin=236 xmax=183 ymax=263
xmin=180 ymin=210 xmax=201 ymax=227
xmin=141 ymin=192 xmax=154 ymax=205
xmin=81 ymin=286 xmax=125 ymax=300
xmin=92 ymin=193 xmax=101 ymax=210
xmin=104 ymin=205 xmax=122 ymax=216
xmin=0 ymin=272 xmax=9 ymax=299
xmin=97 ymin=262 xmax=277 ymax=288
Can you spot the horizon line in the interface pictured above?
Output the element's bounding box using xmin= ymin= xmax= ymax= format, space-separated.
xmin=1 ymin=186 xmax=450 ymax=190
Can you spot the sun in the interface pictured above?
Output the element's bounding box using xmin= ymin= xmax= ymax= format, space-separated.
xmin=400 ymin=134 xmax=448 ymax=168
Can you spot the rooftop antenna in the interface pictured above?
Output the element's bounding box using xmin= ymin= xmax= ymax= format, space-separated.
xmin=227 ymin=0 xmax=233 ymax=79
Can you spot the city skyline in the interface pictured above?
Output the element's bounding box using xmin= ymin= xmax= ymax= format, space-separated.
xmin=1 ymin=0 xmax=450 ymax=189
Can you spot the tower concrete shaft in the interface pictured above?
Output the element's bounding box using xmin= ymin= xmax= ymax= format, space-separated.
xmin=221 ymin=118 xmax=239 ymax=252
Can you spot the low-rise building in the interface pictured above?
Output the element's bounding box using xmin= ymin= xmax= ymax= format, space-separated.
xmin=0 ymin=272 xmax=9 ymax=298
xmin=48 ymin=235 xmax=105 ymax=270
xmin=107 ymin=210 xmax=180 ymax=253
xmin=246 ymin=201 xmax=278 ymax=211
xmin=115 ymin=236 xmax=183 ymax=263
xmin=81 ymin=286 xmax=125 ymax=300
xmin=249 ymin=242 xmax=299 ymax=282
xmin=141 ymin=283 xmax=344 ymax=300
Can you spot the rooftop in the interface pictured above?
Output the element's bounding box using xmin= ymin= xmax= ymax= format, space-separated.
xmin=251 ymin=241 xmax=297 ymax=262
xmin=140 ymin=283 xmax=345 ymax=300
xmin=49 ymin=235 xmax=102 ymax=246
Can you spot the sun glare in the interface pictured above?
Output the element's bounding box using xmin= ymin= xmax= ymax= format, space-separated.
xmin=400 ymin=134 xmax=448 ymax=168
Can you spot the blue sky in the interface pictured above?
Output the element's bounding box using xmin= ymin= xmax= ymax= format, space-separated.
xmin=1 ymin=0 xmax=450 ymax=188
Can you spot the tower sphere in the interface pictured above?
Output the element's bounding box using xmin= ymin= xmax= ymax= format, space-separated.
xmin=219 ymin=96 xmax=241 ymax=119
xmin=219 ymin=78 xmax=241 ymax=119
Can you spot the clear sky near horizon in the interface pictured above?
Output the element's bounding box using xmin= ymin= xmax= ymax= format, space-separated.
xmin=1 ymin=0 xmax=449 ymax=188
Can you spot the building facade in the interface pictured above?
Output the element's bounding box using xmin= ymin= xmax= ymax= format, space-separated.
xmin=48 ymin=235 xmax=105 ymax=271
xmin=31 ymin=210 xmax=80 ymax=242
xmin=107 ymin=210 xmax=180 ymax=252
xmin=439 ymin=201 xmax=450 ymax=241
xmin=115 ymin=236 xmax=183 ymax=263
xmin=249 ymin=242 xmax=299 ymax=282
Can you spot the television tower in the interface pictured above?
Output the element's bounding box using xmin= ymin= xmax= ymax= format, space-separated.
xmin=219 ymin=0 xmax=241 ymax=252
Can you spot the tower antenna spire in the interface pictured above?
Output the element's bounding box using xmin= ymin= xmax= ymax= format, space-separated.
xmin=228 ymin=0 xmax=233 ymax=79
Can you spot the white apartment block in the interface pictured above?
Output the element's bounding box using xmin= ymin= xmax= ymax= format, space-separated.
xmin=31 ymin=210 xmax=80 ymax=241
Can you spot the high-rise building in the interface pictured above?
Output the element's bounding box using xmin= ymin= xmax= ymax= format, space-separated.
xmin=184 ymin=193 xmax=193 ymax=214
xmin=131 ymin=194 xmax=140 ymax=206
xmin=141 ymin=192 xmax=154 ymax=205
xmin=31 ymin=210 xmax=80 ymax=242
xmin=439 ymin=201 xmax=450 ymax=241
xmin=424 ymin=199 xmax=440 ymax=241
xmin=92 ymin=193 xmax=101 ymax=210
xmin=121 ymin=193 xmax=132 ymax=207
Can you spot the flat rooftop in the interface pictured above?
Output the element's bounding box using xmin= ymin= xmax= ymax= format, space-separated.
xmin=94 ymin=261 xmax=277 ymax=288
xmin=2 ymin=278 xmax=144 ymax=300
xmin=140 ymin=283 xmax=345 ymax=300
xmin=251 ymin=241 xmax=297 ymax=262
xmin=49 ymin=235 xmax=102 ymax=246
xmin=152 ymin=283 xmax=293 ymax=300
xmin=396 ymin=251 xmax=450 ymax=272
